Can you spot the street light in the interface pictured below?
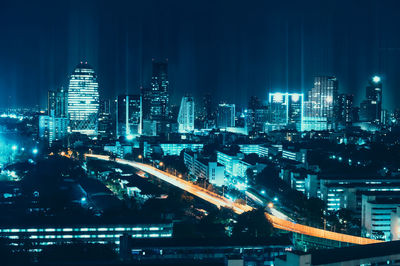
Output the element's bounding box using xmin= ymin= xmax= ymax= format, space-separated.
xmin=11 ymin=145 xmax=17 ymax=151
xmin=267 ymin=202 xmax=274 ymax=208
xmin=32 ymin=148 xmax=38 ymax=155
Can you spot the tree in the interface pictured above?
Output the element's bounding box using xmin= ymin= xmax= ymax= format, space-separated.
xmin=232 ymin=209 xmax=273 ymax=238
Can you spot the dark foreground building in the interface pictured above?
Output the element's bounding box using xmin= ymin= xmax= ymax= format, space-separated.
xmin=275 ymin=240 xmax=400 ymax=266
xmin=119 ymin=235 xmax=293 ymax=266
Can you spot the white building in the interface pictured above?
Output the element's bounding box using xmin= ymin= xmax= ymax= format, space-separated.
xmin=362 ymin=194 xmax=400 ymax=241
xmin=178 ymin=96 xmax=195 ymax=133
xmin=184 ymin=152 xmax=225 ymax=187
xmin=68 ymin=62 xmax=99 ymax=136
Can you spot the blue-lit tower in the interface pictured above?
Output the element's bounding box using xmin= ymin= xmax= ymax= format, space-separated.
xmin=67 ymin=62 xmax=99 ymax=136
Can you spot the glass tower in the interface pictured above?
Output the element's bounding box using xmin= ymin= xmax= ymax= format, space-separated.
xmin=68 ymin=62 xmax=99 ymax=136
xmin=178 ymin=96 xmax=195 ymax=133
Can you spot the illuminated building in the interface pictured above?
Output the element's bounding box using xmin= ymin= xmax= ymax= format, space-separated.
xmin=303 ymin=76 xmax=338 ymax=130
xmin=319 ymin=176 xmax=400 ymax=211
xmin=217 ymin=103 xmax=235 ymax=129
xmin=359 ymin=76 xmax=382 ymax=124
xmin=116 ymin=94 xmax=142 ymax=138
xmin=0 ymin=223 xmax=173 ymax=252
xmin=48 ymin=87 xmax=67 ymax=117
xmin=177 ymin=96 xmax=195 ymax=133
xmin=184 ymin=151 xmax=225 ymax=186
xmin=268 ymin=92 xmax=304 ymax=131
xmin=38 ymin=115 xmax=68 ymax=146
xmin=67 ymin=62 xmax=99 ymax=136
xmin=98 ymin=99 xmax=114 ymax=138
xmin=336 ymin=93 xmax=354 ymax=128
xmin=238 ymin=144 xmax=269 ymax=157
xmin=141 ymin=61 xmax=169 ymax=121
xmin=361 ymin=193 xmax=400 ymax=241
xmin=216 ymin=151 xmax=250 ymax=182
xmin=143 ymin=143 xmax=204 ymax=157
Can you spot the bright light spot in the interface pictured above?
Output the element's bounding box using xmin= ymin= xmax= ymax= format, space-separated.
xmin=11 ymin=145 xmax=17 ymax=151
xmin=273 ymin=197 xmax=278 ymax=202
xmin=273 ymin=93 xmax=283 ymax=103
xmin=267 ymin=202 xmax=274 ymax=208
xmin=261 ymin=190 xmax=266 ymax=195
xmin=32 ymin=148 xmax=38 ymax=154
xmin=291 ymin=94 xmax=300 ymax=102
xmin=372 ymin=76 xmax=381 ymax=83
xmin=126 ymin=134 xmax=134 ymax=141
xmin=326 ymin=96 xmax=333 ymax=103
xmin=81 ymin=197 xmax=87 ymax=203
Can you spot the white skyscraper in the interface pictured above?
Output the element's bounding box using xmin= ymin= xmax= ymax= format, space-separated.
xmin=68 ymin=62 xmax=99 ymax=136
xmin=178 ymin=96 xmax=195 ymax=133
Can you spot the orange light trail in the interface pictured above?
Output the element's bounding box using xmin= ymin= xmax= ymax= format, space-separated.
xmin=85 ymin=154 xmax=382 ymax=245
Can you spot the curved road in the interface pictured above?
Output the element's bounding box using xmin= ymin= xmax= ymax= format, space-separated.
xmin=85 ymin=154 xmax=381 ymax=245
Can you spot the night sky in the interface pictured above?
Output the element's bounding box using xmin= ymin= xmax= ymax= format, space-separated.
xmin=1 ymin=0 xmax=400 ymax=110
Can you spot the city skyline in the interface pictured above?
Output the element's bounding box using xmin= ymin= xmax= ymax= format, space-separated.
xmin=2 ymin=0 xmax=400 ymax=110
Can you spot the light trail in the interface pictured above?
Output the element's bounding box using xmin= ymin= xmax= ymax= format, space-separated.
xmin=85 ymin=154 xmax=382 ymax=245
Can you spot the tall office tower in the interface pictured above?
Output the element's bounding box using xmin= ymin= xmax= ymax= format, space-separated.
xmin=268 ymin=93 xmax=304 ymax=131
xmin=116 ymin=94 xmax=141 ymax=138
xmin=98 ymin=99 xmax=114 ymax=138
xmin=67 ymin=62 xmax=99 ymax=136
xmin=148 ymin=60 xmax=169 ymax=121
xmin=48 ymin=87 xmax=68 ymax=117
xmin=304 ymin=76 xmax=338 ymax=130
xmin=336 ymin=94 xmax=353 ymax=128
xmin=360 ymin=76 xmax=382 ymax=124
xmin=248 ymin=96 xmax=261 ymax=110
xmin=203 ymin=93 xmax=213 ymax=120
xmin=178 ymin=96 xmax=195 ymax=133
xmin=217 ymin=103 xmax=235 ymax=129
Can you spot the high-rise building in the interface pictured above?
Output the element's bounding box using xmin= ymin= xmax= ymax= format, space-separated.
xmin=48 ymin=87 xmax=68 ymax=117
xmin=203 ymin=93 xmax=213 ymax=120
xmin=116 ymin=95 xmax=142 ymax=138
xmin=67 ymin=62 xmax=99 ymax=136
xmin=178 ymin=96 xmax=195 ymax=133
xmin=336 ymin=93 xmax=353 ymax=128
xmin=303 ymin=76 xmax=338 ymax=130
xmin=98 ymin=99 xmax=114 ymax=138
xmin=360 ymin=76 xmax=382 ymax=124
xmin=268 ymin=92 xmax=304 ymax=131
xmin=142 ymin=60 xmax=169 ymax=121
xmin=217 ymin=104 xmax=235 ymax=129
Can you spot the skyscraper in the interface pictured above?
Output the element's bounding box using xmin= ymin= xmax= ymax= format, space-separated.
xmin=360 ymin=76 xmax=382 ymax=124
xmin=67 ymin=62 xmax=99 ymax=136
xmin=336 ymin=93 xmax=353 ymax=128
xmin=303 ymin=76 xmax=338 ymax=130
xmin=98 ymin=99 xmax=114 ymax=138
xmin=178 ymin=96 xmax=195 ymax=133
xmin=217 ymin=104 xmax=235 ymax=129
xmin=116 ymin=94 xmax=142 ymax=138
xmin=268 ymin=92 xmax=304 ymax=131
xmin=142 ymin=60 xmax=169 ymax=121
xmin=48 ymin=87 xmax=68 ymax=117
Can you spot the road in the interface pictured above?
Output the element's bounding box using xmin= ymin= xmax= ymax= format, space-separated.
xmin=85 ymin=154 xmax=382 ymax=245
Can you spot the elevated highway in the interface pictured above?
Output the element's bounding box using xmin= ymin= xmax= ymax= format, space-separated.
xmin=85 ymin=154 xmax=382 ymax=246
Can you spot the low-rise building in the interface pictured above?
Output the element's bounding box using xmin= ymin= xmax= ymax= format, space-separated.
xmin=361 ymin=193 xmax=400 ymax=240
xmin=184 ymin=151 xmax=225 ymax=186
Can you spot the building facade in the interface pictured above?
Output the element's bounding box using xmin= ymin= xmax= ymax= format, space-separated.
xmin=116 ymin=94 xmax=142 ymax=138
xmin=178 ymin=96 xmax=195 ymax=133
xmin=67 ymin=62 xmax=99 ymax=136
